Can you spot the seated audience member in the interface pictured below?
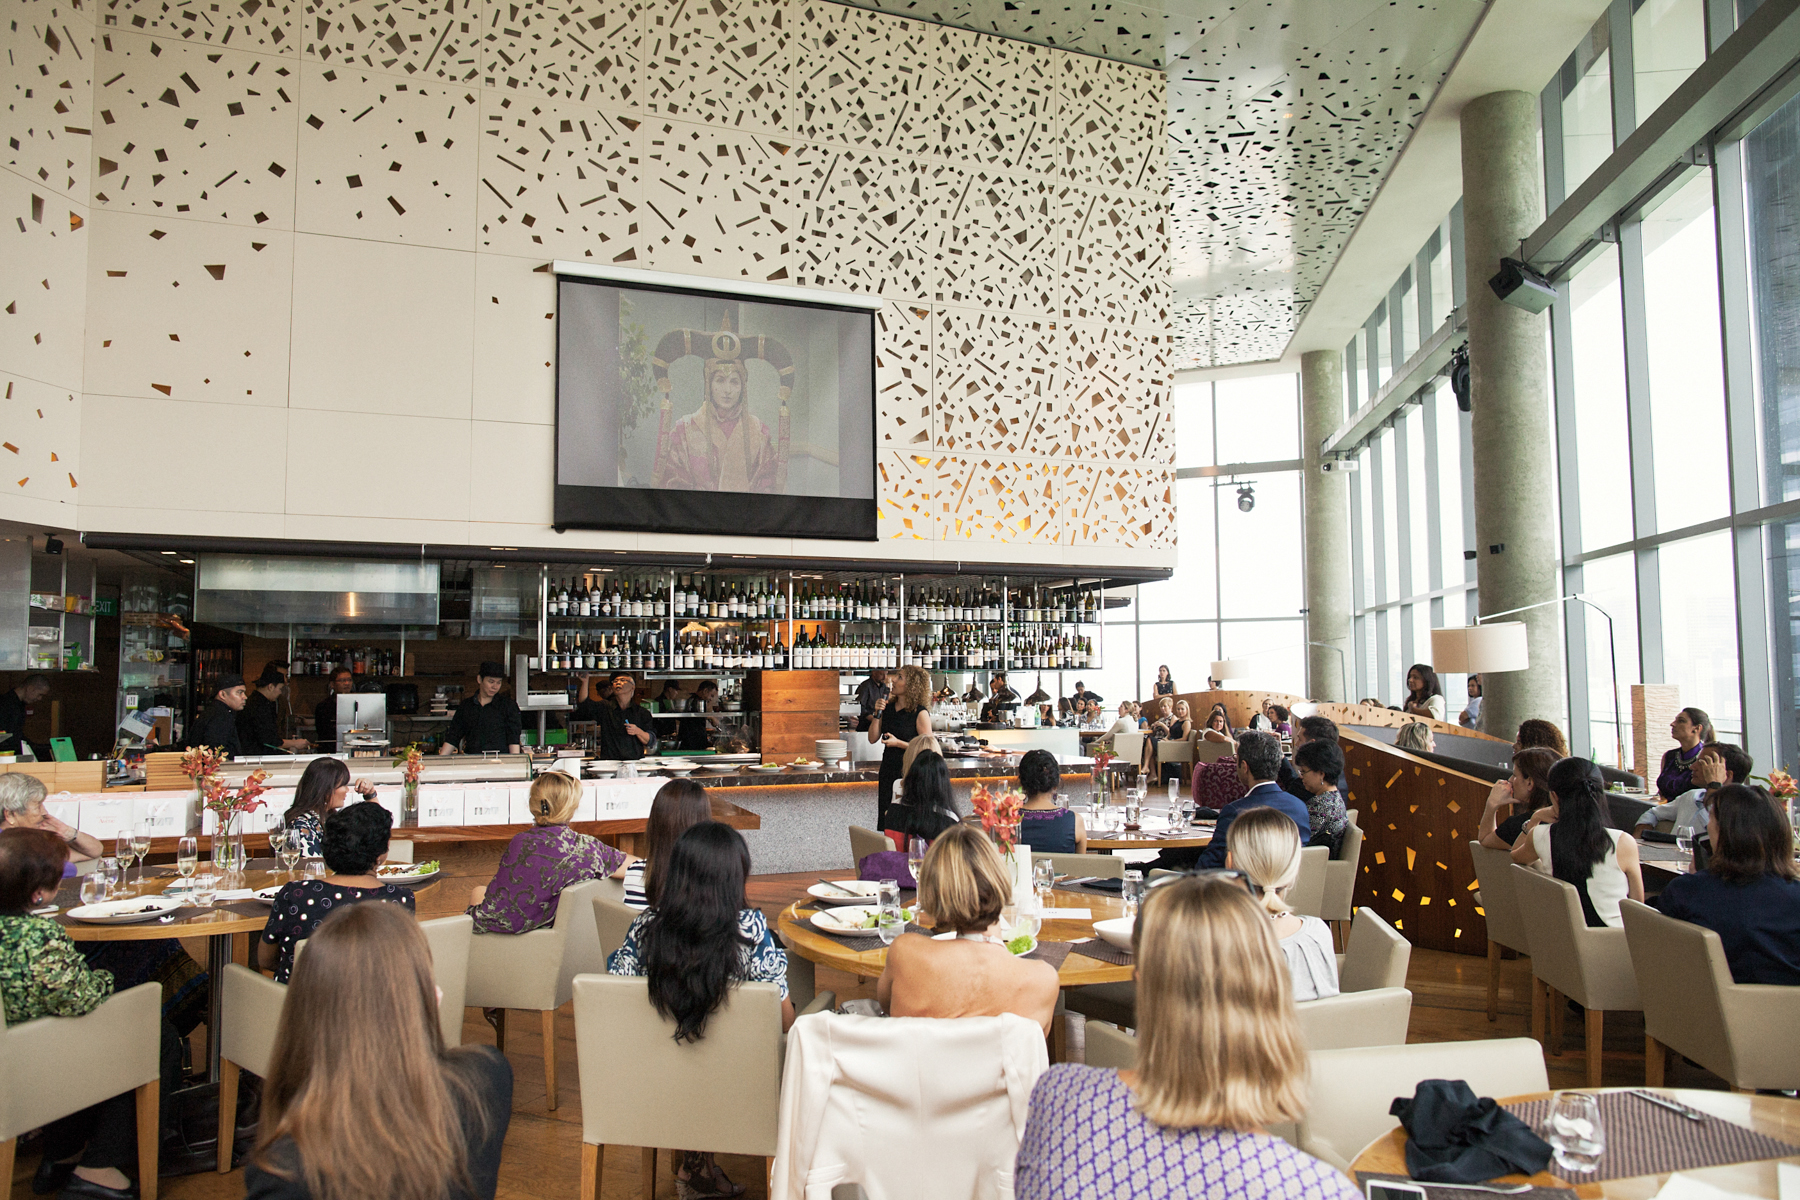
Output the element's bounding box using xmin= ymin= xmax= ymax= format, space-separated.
xmin=2 ymin=827 xmax=179 ymax=1200
xmin=1514 ymin=718 xmax=1570 ymax=759
xmin=1016 ymin=749 xmax=1085 ymax=854
xmin=622 ymin=778 xmax=713 ymax=911
xmin=1226 ymin=807 xmax=1339 ymax=1001
xmin=1141 ymin=696 xmax=1175 ymax=773
xmin=259 ymin=802 xmax=415 ymax=983
xmin=246 ymin=902 xmax=512 ymax=1200
xmin=466 ymin=770 xmax=633 ymax=933
xmin=1014 ymin=874 xmax=1359 ymax=1200
xmin=1478 ymin=747 xmax=1558 ymax=850
xmin=1188 ymin=731 xmax=1311 ymax=871
xmin=1264 ymin=702 xmax=1292 ymax=737
xmin=1459 ymin=675 xmax=1483 ymax=729
xmin=1513 ymin=756 xmax=1644 ymax=928
xmin=1291 ymin=738 xmax=1350 ymax=855
xmin=1635 ymin=742 xmax=1752 ymax=834
xmin=878 ymin=750 xmax=962 ymax=860
xmin=1278 ymin=715 xmax=1342 ymax=803
xmin=1395 ymin=721 xmax=1434 ymax=754
xmin=1653 ymin=783 xmax=1800 ymax=985
xmin=1188 ymin=729 xmax=1247 ymax=816
xmin=0 ymin=772 xmax=103 ymax=860
xmin=1656 ymin=707 xmax=1715 ymax=800
xmin=283 ymin=757 xmax=376 ymax=859
xmin=1200 ymin=704 xmax=1232 ymax=741
xmin=1102 ymin=702 xmax=1136 ymax=749
xmin=877 ymin=823 xmax=1059 ymax=1031
xmin=608 ymin=821 xmax=790 ymax=1199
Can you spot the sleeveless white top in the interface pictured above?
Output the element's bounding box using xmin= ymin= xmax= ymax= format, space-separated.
xmin=1281 ymin=915 xmax=1341 ymax=1002
xmin=1530 ymin=824 xmax=1630 ymax=927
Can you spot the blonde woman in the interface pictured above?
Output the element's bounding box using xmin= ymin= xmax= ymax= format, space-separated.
xmin=466 ymin=770 xmax=635 ymax=933
xmin=876 ymin=823 xmax=1059 ymax=1031
xmin=1225 ymin=806 xmax=1339 ymax=1000
xmin=1015 ymin=875 xmax=1358 ymax=1199
xmin=247 ymin=901 xmax=513 ymax=1200
xmin=1395 ymin=721 xmax=1435 ymax=754
xmin=869 ymin=663 xmax=933 ymax=827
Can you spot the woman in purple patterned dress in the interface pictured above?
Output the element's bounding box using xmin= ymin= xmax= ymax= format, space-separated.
xmin=466 ymin=771 xmax=635 ymax=935
xmin=1014 ymin=874 xmax=1360 ymax=1200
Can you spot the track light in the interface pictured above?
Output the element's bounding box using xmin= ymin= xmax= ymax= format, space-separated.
xmin=42 ymin=535 xmax=63 ymax=555
xmin=1236 ymin=485 xmax=1256 ymax=513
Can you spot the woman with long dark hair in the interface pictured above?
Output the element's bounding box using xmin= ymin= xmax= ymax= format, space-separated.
xmin=1513 ymin=756 xmax=1644 ymax=928
xmin=1656 ymin=707 xmax=1716 ymax=799
xmin=622 ymin=777 xmax=713 ymax=911
xmin=246 ymin=902 xmax=512 ymax=1200
xmin=1401 ymin=664 xmax=1444 ymax=722
xmin=1152 ymin=665 xmax=1176 ymax=697
xmin=1478 ymin=746 xmax=1558 ymax=850
xmin=882 ymin=749 xmax=961 ymax=845
xmin=608 ymin=822 xmax=791 ymax=1198
xmin=282 ymin=758 xmax=375 ymax=858
xmin=1655 ymin=783 xmax=1800 ymax=984
xmin=1201 ymin=703 xmax=1231 ymax=742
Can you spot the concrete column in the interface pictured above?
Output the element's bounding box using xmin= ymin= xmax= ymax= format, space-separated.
xmin=1301 ymin=349 xmax=1351 ymax=702
xmin=1460 ymin=91 xmax=1562 ymax=740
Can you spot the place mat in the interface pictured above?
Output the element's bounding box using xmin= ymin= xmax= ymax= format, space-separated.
xmin=1024 ymin=940 xmax=1074 ymax=970
xmin=1055 ymin=880 xmax=1123 ymax=896
xmin=1070 ymin=938 xmax=1133 ymax=965
xmin=1356 ymin=1172 xmax=1575 ymax=1200
xmin=800 ymin=914 xmax=931 ymax=953
xmin=1505 ymin=1093 xmax=1800 ymax=1183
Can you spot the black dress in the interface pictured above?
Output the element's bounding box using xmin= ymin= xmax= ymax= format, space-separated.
xmin=875 ymin=705 xmax=926 ymax=828
xmin=0 ymin=689 xmax=29 ymax=753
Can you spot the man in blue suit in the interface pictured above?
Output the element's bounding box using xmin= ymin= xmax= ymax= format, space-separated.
xmin=1192 ymin=730 xmax=1313 ymax=870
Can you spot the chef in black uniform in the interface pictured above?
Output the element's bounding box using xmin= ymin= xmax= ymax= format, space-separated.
xmin=572 ymin=671 xmax=657 ymax=761
xmin=190 ymin=672 xmax=248 ymax=756
xmin=979 ymin=673 xmax=1019 ymax=724
xmin=0 ymin=673 xmax=49 ymax=755
xmin=239 ymin=666 xmax=308 ymax=754
xmin=438 ymin=662 xmax=522 ymax=755
xmin=313 ymin=667 xmax=355 ymax=750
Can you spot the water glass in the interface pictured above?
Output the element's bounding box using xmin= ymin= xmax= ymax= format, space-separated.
xmin=1545 ymin=1092 xmax=1604 ymax=1172
xmin=96 ymin=857 xmax=120 ymax=899
xmin=305 ymin=858 xmax=326 ymax=879
xmin=79 ymin=874 xmax=102 ymax=906
xmin=878 ymin=878 xmax=900 ymax=910
xmin=1122 ymin=869 xmax=1145 ymax=917
xmin=876 ymin=904 xmax=904 ymax=945
xmin=1034 ymin=858 xmax=1056 ymax=896
xmin=175 ymin=836 xmax=199 ymax=879
xmin=1013 ymin=892 xmax=1043 ymax=939
xmin=1166 ymin=779 xmax=1179 ymax=806
xmin=191 ymin=873 xmax=219 ymax=907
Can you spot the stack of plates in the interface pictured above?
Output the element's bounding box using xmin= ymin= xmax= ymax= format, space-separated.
xmin=816 ymin=739 xmax=848 ymax=764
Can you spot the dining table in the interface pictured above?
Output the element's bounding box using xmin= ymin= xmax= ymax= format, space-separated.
xmin=1349 ymin=1088 xmax=1800 ymax=1198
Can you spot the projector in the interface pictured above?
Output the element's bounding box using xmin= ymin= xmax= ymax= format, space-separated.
xmin=1488 ymin=258 xmax=1558 ymax=313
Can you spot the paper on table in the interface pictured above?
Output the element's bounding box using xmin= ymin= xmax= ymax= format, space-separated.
xmin=1780 ymin=1162 xmax=1800 ymax=1200
xmin=213 ymin=889 xmax=256 ymax=901
xmin=1045 ymin=908 xmax=1093 ymax=920
xmin=1653 ymin=1172 xmax=1761 ymax=1199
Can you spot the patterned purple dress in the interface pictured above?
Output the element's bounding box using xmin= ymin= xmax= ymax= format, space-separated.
xmin=467 ymin=824 xmax=628 ymax=935
xmin=1015 ymin=1065 xmax=1360 ymax=1200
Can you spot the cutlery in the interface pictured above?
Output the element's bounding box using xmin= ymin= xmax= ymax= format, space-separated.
xmin=1419 ymin=1184 xmax=1533 ymax=1195
xmin=816 ymin=878 xmax=863 ymax=897
xmin=1628 ymin=1089 xmax=1705 ymax=1121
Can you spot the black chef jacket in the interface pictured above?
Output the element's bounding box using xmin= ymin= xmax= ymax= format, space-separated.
xmin=237 ymin=691 xmax=285 ymax=754
xmin=444 ymin=693 xmax=522 ymax=754
xmin=0 ymin=690 xmax=29 ymax=754
xmin=572 ymin=698 xmax=657 ymax=760
xmin=314 ymin=696 xmax=340 ymax=750
xmin=190 ymin=699 xmax=243 ymax=756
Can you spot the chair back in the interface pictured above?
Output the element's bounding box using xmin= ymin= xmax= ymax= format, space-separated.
xmin=1468 ymin=843 xmax=1529 ymax=954
xmin=572 ymin=974 xmax=783 ymax=1156
xmin=465 ymin=877 xmax=606 ymax=1011
xmin=593 ymin=892 xmax=640 ymax=961
xmin=1294 ymin=988 xmax=1412 ymax=1050
xmin=1321 ymin=821 xmax=1364 ymax=923
xmin=1157 ymin=738 xmax=1196 ymax=766
xmin=849 ymin=825 xmax=890 ymax=867
xmin=218 ymin=963 xmax=288 ymax=1077
xmin=1338 ymin=907 xmax=1411 ymax=993
xmin=0 ymin=982 xmax=162 ymax=1138
xmin=1288 ymin=845 xmax=1329 ymax=918
xmin=1299 ymin=1038 xmax=1548 ymax=1172
xmin=420 ymin=914 xmax=473 ymax=1047
xmin=770 ymin=1011 xmax=1049 ymax=1199
xmin=1511 ymin=865 xmax=1641 ymax=1011
xmin=1036 ymin=851 xmax=1124 ymax=880
xmin=1111 ymin=732 xmax=1145 ymax=764
xmin=1083 ymin=1020 xmax=1138 ymax=1070
xmin=1193 ymin=738 xmax=1237 ymax=764
xmin=1619 ymin=898 xmax=1737 ymax=1081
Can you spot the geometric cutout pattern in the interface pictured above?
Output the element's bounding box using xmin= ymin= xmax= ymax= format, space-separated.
xmin=91 ymin=31 xmax=299 ymax=229
xmin=933 ymin=308 xmax=1059 ymax=456
xmin=102 ymin=0 xmax=297 ymax=56
xmin=293 ymin=64 xmax=477 ymax=247
xmin=937 ymin=166 xmax=1054 ymax=312
xmin=301 ymin=0 xmax=476 ymax=81
xmin=928 ymin=25 xmax=1055 ymax=176
xmin=790 ymin=2 xmax=932 ymax=154
xmin=931 ymin=453 xmax=1060 ymax=545
xmin=642 ymin=0 xmax=791 ymax=133
xmin=1059 ymin=460 xmax=1174 ymax=548
xmin=474 ymin=93 xmax=640 ymax=260
xmin=1058 ymin=184 xmax=1169 ymax=328
xmin=642 ymin=120 xmax=808 ymax=280
xmin=0 ymin=369 xmax=81 ymax=505
xmin=877 ymin=447 xmax=932 ymax=540
xmin=832 ymin=0 xmax=1168 ymax=71
xmin=0 ymin=167 xmax=91 ymax=391
xmin=1055 ymin=50 xmax=1163 ymax=193
xmin=1063 ymin=322 xmax=1171 ymax=466
xmin=478 ymin=0 xmax=643 ymax=109
xmin=798 ymin=150 xmax=942 ymax=300
xmin=874 ymin=301 xmax=931 ymax=448
xmin=5 ymin=0 xmax=96 ymax=204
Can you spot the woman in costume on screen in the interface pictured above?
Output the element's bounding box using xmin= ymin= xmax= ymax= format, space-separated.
xmin=650 ymin=323 xmax=790 ymax=494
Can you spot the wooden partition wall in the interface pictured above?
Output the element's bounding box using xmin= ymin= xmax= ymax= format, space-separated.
xmin=1312 ymin=701 xmax=1509 ymax=745
xmin=1136 ymin=689 xmax=1310 ymax=731
xmin=1339 ymin=728 xmax=1494 ymax=956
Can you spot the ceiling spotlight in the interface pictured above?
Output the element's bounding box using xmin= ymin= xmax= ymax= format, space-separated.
xmin=42 ymin=535 xmax=63 ymax=555
xmin=1236 ymin=485 xmax=1256 ymax=513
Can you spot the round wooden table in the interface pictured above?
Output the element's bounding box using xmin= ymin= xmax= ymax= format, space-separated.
xmin=777 ymin=885 xmax=1134 ymax=988
xmin=1085 ymin=823 xmax=1214 ymax=851
xmin=1350 ymin=1089 xmax=1800 ymax=1198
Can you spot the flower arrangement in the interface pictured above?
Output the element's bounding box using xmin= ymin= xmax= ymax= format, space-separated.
xmin=392 ymin=743 xmax=424 ymax=787
xmin=1090 ymin=748 xmax=1116 ymax=771
xmin=180 ymin=745 xmax=227 ymax=782
xmin=1754 ymin=768 xmax=1797 ymax=800
xmin=971 ymin=783 xmax=1024 ymax=855
xmin=201 ymin=769 xmax=270 ymax=821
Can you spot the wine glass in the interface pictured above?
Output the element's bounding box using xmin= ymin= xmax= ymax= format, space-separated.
xmin=1544 ymin=1092 xmax=1604 ymax=1172
xmin=133 ymin=823 xmax=153 ymax=887
xmin=906 ymin=836 xmax=927 ymax=887
xmin=280 ymin=834 xmax=303 ymax=876
xmin=176 ymin=836 xmax=199 ymax=881
xmin=114 ymin=835 xmax=137 ymax=893
xmin=268 ymin=827 xmax=287 ymax=876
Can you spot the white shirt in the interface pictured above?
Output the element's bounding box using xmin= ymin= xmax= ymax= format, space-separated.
xmin=1282 ymin=915 xmax=1341 ymax=1002
xmin=1529 ymin=825 xmax=1631 ymax=928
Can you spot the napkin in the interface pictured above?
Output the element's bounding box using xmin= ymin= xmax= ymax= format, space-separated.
xmin=1392 ymin=1079 xmax=1554 ymax=1183
xmin=213 ymin=889 xmax=257 ymax=901
xmin=1654 ymin=1173 xmax=1760 ymax=1199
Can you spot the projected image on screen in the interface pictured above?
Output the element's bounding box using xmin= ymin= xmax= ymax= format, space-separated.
xmin=555 ymin=275 xmax=876 ymax=540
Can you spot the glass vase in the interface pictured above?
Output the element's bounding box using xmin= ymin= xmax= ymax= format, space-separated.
xmin=212 ymin=811 xmax=246 ymax=882
xmin=402 ymin=779 xmax=419 ymax=823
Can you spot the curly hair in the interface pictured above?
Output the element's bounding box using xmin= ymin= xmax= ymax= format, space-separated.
xmin=321 ymin=802 xmax=392 ymax=876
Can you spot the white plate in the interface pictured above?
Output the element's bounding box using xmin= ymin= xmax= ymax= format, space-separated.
xmin=807 ymin=880 xmax=884 ymax=904
xmin=66 ymin=895 xmax=185 ymax=924
xmin=749 ymin=764 xmax=786 ymax=773
xmin=786 ymin=759 xmax=824 ymax=769
xmin=809 ymin=904 xmax=881 ymax=933
xmin=658 ymin=762 xmax=698 ymax=773
xmin=251 ymin=884 xmax=285 ymax=904
xmin=374 ymin=864 xmax=442 ymax=886
xmin=697 ymin=762 xmax=741 ymax=772
xmin=1094 ymin=916 xmax=1135 ymax=952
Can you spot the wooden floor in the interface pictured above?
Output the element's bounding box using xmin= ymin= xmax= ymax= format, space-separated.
xmin=11 ymin=871 xmax=1737 ymax=1199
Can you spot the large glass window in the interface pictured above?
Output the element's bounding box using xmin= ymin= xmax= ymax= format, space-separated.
xmin=1218 ymin=474 xmax=1302 ymax=620
xmin=1433 ymin=381 xmax=1467 ymax=586
xmin=1374 ymin=308 xmax=1393 ymax=391
xmin=1429 ymin=237 xmax=1454 ymax=331
xmin=1403 ymin=405 xmax=1430 ymax=591
xmin=1376 ymin=429 xmax=1401 ymax=603
xmin=1632 ymin=0 xmax=1707 ymax=122
xmin=1642 ymin=172 xmax=1730 ymax=528
xmin=1398 ymin=271 xmax=1419 ymax=363
xmin=1745 ymin=91 xmax=1800 ymax=506
xmin=1173 ymin=381 xmax=1213 ymax=469
xmin=1140 ymin=477 xmax=1216 ymax=621
xmin=1563 ymin=44 xmax=1615 ymax=194
xmin=1659 ymin=531 xmax=1742 ymax=737
xmin=1569 ymin=247 xmax=1635 ymax=550
xmin=1574 ymin=554 xmax=1641 ymax=767
xmin=1214 ymin=375 xmax=1299 ymax=462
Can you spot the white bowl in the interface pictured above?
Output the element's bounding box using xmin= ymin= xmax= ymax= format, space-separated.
xmin=1093 ymin=916 xmax=1135 ymax=952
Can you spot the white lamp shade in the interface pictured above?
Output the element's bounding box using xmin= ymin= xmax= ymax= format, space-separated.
xmin=1430 ymin=623 xmax=1530 ymax=674
xmin=1209 ymin=659 xmax=1252 ymax=681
